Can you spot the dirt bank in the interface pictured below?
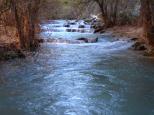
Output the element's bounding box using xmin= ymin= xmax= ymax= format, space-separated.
xmin=105 ymin=26 xmax=154 ymax=56
xmin=106 ymin=26 xmax=144 ymax=41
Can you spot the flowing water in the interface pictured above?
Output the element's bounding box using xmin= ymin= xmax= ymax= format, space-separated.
xmin=0 ymin=20 xmax=154 ymax=115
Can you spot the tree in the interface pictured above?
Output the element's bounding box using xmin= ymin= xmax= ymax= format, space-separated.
xmin=93 ymin=0 xmax=120 ymax=27
xmin=140 ymin=0 xmax=154 ymax=51
xmin=5 ymin=0 xmax=41 ymax=51
xmin=93 ymin=0 xmax=140 ymax=27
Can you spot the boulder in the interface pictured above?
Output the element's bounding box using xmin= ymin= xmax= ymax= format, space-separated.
xmin=72 ymin=29 xmax=77 ymax=32
xmin=132 ymin=42 xmax=147 ymax=51
xmin=79 ymin=25 xmax=85 ymax=28
xmin=64 ymin=24 xmax=70 ymax=27
xmin=69 ymin=22 xmax=76 ymax=25
xmin=80 ymin=30 xmax=85 ymax=33
xmin=77 ymin=38 xmax=88 ymax=43
xmin=66 ymin=29 xmax=71 ymax=32
xmin=46 ymin=39 xmax=55 ymax=42
xmin=84 ymin=19 xmax=92 ymax=24
xmin=77 ymin=38 xmax=98 ymax=43
xmin=66 ymin=29 xmax=77 ymax=32
xmin=130 ymin=37 xmax=139 ymax=41
xmin=37 ymin=39 xmax=44 ymax=43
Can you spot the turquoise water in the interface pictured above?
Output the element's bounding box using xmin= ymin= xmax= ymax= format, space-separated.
xmin=0 ymin=20 xmax=154 ymax=115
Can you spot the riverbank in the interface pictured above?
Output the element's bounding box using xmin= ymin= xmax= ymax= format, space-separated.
xmin=0 ymin=43 xmax=26 ymax=60
xmin=0 ymin=26 xmax=25 ymax=60
xmin=104 ymin=26 xmax=151 ymax=52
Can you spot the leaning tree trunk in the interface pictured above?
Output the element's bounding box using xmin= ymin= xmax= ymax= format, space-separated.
xmin=141 ymin=0 xmax=154 ymax=51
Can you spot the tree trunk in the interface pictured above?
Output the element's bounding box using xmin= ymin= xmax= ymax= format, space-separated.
xmin=141 ymin=0 xmax=154 ymax=51
xmin=11 ymin=0 xmax=26 ymax=49
xmin=10 ymin=0 xmax=39 ymax=51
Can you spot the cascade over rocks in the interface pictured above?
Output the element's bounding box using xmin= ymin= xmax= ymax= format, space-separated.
xmin=45 ymin=37 xmax=99 ymax=44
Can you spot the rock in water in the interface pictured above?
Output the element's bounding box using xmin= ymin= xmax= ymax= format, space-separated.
xmin=79 ymin=25 xmax=85 ymax=28
xmin=130 ymin=37 xmax=139 ymax=41
xmin=69 ymin=22 xmax=76 ymax=25
xmin=77 ymin=38 xmax=88 ymax=43
xmin=132 ymin=42 xmax=147 ymax=51
xmin=88 ymin=38 xmax=98 ymax=43
xmin=64 ymin=24 xmax=70 ymax=27
xmin=37 ymin=39 xmax=44 ymax=43
xmin=77 ymin=38 xmax=98 ymax=43
xmin=66 ymin=29 xmax=70 ymax=32
xmin=72 ymin=29 xmax=77 ymax=32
